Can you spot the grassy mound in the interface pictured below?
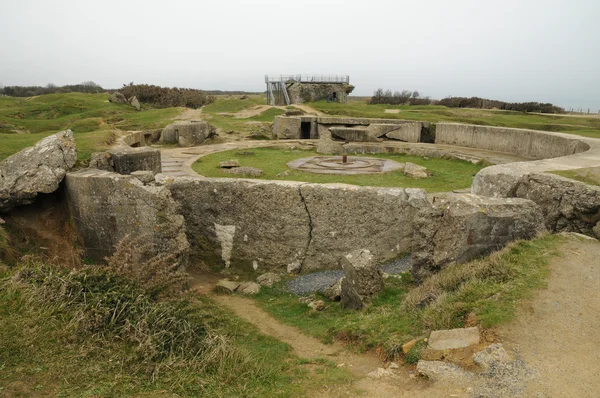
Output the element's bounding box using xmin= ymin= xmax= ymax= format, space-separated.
xmin=193 ymin=147 xmax=485 ymax=192
xmin=0 ymin=93 xmax=181 ymax=161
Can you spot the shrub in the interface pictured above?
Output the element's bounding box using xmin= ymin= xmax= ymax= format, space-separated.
xmin=369 ymin=88 xmax=432 ymax=105
xmin=119 ymin=83 xmax=215 ymax=109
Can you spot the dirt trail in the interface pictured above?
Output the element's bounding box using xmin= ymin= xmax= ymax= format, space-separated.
xmin=173 ymin=107 xmax=203 ymax=121
xmin=188 ymin=270 xmax=464 ymax=397
xmin=497 ymin=235 xmax=600 ymax=397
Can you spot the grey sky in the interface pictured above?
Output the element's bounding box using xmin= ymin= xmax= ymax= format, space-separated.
xmin=1 ymin=0 xmax=599 ymax=111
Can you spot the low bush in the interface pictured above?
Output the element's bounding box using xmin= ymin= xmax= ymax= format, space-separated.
xmin=119 ymin=83 xmax=215 ymax=109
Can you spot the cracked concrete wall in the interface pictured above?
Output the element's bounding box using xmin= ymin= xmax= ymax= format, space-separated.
xmin=65 ymin=169 xmax=189 ymax=264
xmin=164 ymin=177 xmax=429 ymax=272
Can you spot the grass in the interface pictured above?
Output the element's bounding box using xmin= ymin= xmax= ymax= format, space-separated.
xmin=309 ymin=100 xmax=600 ymax=139
xmin=550 ymin=168 xmax=600 ymax=186
xmin=192 ymin=147 xmax=485 ymax=192
xmin=0 ymin=93 xmax=181 ymax=161
xmin=0 ymin=259 xmax=352 ymax=397
xmin=252 ymin=235 xmax=562 ymax=361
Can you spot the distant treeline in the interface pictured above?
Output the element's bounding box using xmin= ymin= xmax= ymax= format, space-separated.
xmin=369 ymin=89 xmax=432 ymax=106
xmin=0 ymin=81 xmax=105 ymax=97
xmin=119 ymin=83 xmax=215 ymax=109
xmin=436 ymin=97 xmax=564 ymax=113
xmin=205 ymin=90 xmax=261 ymax=95
xmin=369 ymin=88 xmax=565 ymax=113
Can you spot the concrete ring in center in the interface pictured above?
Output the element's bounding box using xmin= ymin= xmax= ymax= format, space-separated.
xmin=286 ymin=156 xmax=404 ymax=175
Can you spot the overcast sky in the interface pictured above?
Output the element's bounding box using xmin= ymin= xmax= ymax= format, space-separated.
xmin=1 ymin=0 xmax=598 ymax=111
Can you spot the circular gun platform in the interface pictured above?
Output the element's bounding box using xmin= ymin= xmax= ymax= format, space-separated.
xmin=286 ymin=156 xmax=404 ymax=175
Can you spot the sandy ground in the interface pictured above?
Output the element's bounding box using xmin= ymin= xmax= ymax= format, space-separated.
xmin=497 ymin=235 xmax=600 ymax=397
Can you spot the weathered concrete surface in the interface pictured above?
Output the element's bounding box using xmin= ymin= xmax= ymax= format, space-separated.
xmin=161 ymin=121 xmax=216 ymax=146
xmin=0 ymin=130 xmax=76 ymax=213
xmin=299 ymin=184 xmax=428 ymax=271
xmin=165 ymin=178 xmax=310 ymax=272
xmin=273 ymin=117 xmax=302 ymax=139
xmin=412 ymin=194 xmax=546 ymax=279
xmin=66 ymin=169 xmax=189 ymax=264
xmin=513 ymin=173 xmax=600 ymax=234
xmin=382 ymin=123 xmax=422 ymax=142
xmin=329 ymin=127 xmax=380 ymax=142
xmin=436 ymin=123 xmax=590 ymax=160
xmin=89 ymin=152 xmax=115 ymax=172
xmin=286 ymin=82 xmax=354 ymax=104
xmin=163 ymin=177 xmax=428 ymax=272
xmin=428 ymin=327 xmax=480 ymax=350
xmin=107 ymin=147 xmax=162 ymax=175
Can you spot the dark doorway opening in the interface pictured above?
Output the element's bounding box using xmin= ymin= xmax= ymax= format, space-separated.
xmin=300 ymin=122 xmax=311 ymax=139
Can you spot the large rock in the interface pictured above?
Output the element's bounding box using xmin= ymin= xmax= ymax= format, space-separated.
xmin=161 ymin=121 xmax=216 ymax=147
xmin=404 ymin=162 xmax=430 ymax=179
xmin=109 ymin=91 xmax=128 ymax=104
xmin=472 ymin=343 xmax=510 ymax=371
xmin=128 ymin=96 xmax=141 ymax=111
xmin=416 ymin=361 xmax=474 ymax=383
xmin=340 ymin=249 xmax=384 ymax=310
xmin=0 ymin=130 xmax=77 ymax=213
xmin=89 ymin=152 xmax=115 ymax=172
xmin=412 ymin=194 xmax=546 ymax=280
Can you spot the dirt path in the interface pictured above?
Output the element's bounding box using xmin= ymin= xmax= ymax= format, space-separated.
xmin=497 ymin=235 xmax=600 ymax=397
xmin=173 ymin=107 xmax=203 ymax=121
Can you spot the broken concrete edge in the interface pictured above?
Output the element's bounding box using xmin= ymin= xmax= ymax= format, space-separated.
xmin=473 ymin=168 xmax=600 ymax=236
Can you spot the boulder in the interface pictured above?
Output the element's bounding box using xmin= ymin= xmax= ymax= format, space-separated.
xmin=0 ymin=130 xmax=77 ymax=213
xmin=472 ymin=343 xmax=510 ymax=371
xmin=428 ymin=327 xmax=480 ymax=350
xmin=109 ymin=91 xmax=128 ymax=104
xmin=89 ymin=152 xmax=115 ymax=171
xmin=220 ymin=160 xmax=240 ymax=169
xmin=404 ymin=162 xmax=430 ymax=179
xmin=340 ymin=249 xmax=384 ymax=310
xmin=215 ymin=279 xmax=241 ymax=294
xmin=412 ymin=194 xmax=546 ymax=280
xmin=129 ymin=96 xmax=141 ymax=111
xmin=238 ymin=281 xmax=261 ymax=295
xmin=257 ymin=272 xmax=281 ymax=287
xmin=223 ymin=166 xmax=264 ymax=177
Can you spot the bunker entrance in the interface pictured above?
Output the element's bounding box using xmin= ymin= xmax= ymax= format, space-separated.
xmin=300 ymin=122 xmax=311 ymax=139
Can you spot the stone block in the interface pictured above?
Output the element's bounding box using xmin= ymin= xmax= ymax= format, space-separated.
xmin=329 ymin=127 xmax=379 ymax=142
xmin=130 ymin=170 xmax=155 ymax=184
xmin=412 ymin=194 xmax=546 ymax=280
xmin=161 ymin=121 xmax=216 ymax=146
xmin=428 ymin=327 xmax=480 ymax=350
xmin=273 ymin=116 xmax=302 ymax=139
xmin=107 ymin=147 xmax=162 ymax=175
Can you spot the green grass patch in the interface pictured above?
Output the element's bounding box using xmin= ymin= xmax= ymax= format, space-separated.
xmin=249 ymin=107 xmax=286 ymax=122
xmin=550 ymin=168 xmax=600 ymax=186
xmin=310 ymin=100 xmax=600 ymax=139
xmin=0 ymin=93 xmax=181 ymax=161
xmin=253 ymin=235 xmax=562 ymax=361
xmin=192 ymin=147 xmax=485 ymax=192
xmin=0 ymin=260 xmax=352 ymax=397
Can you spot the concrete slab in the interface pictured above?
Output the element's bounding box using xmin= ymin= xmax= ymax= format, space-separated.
xmin=428 ymin=327 xmax=480 ymax=350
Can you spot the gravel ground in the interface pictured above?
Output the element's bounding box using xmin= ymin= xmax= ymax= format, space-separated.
xmin=287 ymin=255 xmax=412 ymax=295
